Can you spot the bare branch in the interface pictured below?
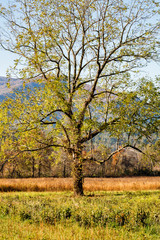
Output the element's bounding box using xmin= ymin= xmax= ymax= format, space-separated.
xmin=85 ymin=144 xmax=145 ymax=164
xmin=80 ymin=117 xmax=119 ymax=143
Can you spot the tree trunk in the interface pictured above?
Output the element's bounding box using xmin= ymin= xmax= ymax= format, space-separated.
xmin=38 ymin=160 xmax=41 ymax=177
xmin=72 ymin=144 xmax=84 ymax=196
xmin=32 ymin=157 xmax=35 ymax=178
xmin=73 ymin=160 xmax=84 ymax=196
xmin=63 ymin=160 xmax=66 ymax=178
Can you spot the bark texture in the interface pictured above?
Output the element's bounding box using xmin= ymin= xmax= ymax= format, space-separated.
xmin=73 ymin=160 xmax=84 ymax=196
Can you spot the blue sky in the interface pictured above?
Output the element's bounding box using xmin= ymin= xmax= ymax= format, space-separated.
xmin=0 ymin=0 xmax=160 ymax=78
xmin=0 ymin=50 xmax=17 ymax=77
xmin=0 ymin=0 xmax=14 ymax=77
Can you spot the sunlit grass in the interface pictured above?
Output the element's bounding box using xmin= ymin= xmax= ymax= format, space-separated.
xmin=0 ymin=191 xmax=160 ymax=240
xmin=0 ymin=217 xmax=159 ymax=240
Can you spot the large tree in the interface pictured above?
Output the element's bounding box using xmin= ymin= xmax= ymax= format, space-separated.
xmin=0 ymin=0 xmax=160 ymax=195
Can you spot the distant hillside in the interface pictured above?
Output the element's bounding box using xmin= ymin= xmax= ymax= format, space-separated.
xmin=0 ymin=76 xmax=40 ymax=102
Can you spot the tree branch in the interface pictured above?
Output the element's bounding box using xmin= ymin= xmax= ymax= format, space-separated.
xmin=80 ymin=117 xmax=119 ymax=143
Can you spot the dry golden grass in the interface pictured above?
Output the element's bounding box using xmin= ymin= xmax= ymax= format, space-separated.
xmin=84 ymin=177 xmax=160 ymax=191
xmin=0 ymin=176 xmax=160 ymax=192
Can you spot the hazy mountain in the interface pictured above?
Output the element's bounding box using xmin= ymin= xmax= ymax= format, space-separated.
xmin=0 ymin=76 xmax=40 ymax=102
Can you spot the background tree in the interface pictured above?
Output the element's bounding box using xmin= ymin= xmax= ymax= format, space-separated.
xmin=0 ymin=0 xmax=160 ymax=195
xmin=0 ymin=127 xmax=54 ymax=177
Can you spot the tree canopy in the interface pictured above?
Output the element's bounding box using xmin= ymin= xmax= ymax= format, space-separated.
xmin=0 ymin=0 xmax=160 ymax=195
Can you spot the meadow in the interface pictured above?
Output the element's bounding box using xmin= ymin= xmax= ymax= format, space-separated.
xmin=0 ymin=177 xmax=160 ymax=240
xmin=0 ymin=177 xmax=160 ymax=239
xmin=0 ymin=176 xmax=160 ymax=192
xmin=0 ymin=191 xmax=160 ymax=239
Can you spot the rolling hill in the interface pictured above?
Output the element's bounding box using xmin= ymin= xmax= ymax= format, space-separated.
xmin=0 ymin=76 xmax=40 ymax=101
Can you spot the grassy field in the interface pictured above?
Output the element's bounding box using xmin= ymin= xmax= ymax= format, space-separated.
xmin=0 ymin=177 xmax=160 ymax=239
xmin=0 ymin=176 xmax=160 ymax=192
xmin=0 ymin=191 xmax=160 ymax=240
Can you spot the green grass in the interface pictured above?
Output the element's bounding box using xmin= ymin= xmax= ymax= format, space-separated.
xmin=0 ymin=191 xmax=160 ymax=240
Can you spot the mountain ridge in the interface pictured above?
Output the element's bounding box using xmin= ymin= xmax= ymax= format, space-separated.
xmin=0 ymin=76 xmax=40 ymax=102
